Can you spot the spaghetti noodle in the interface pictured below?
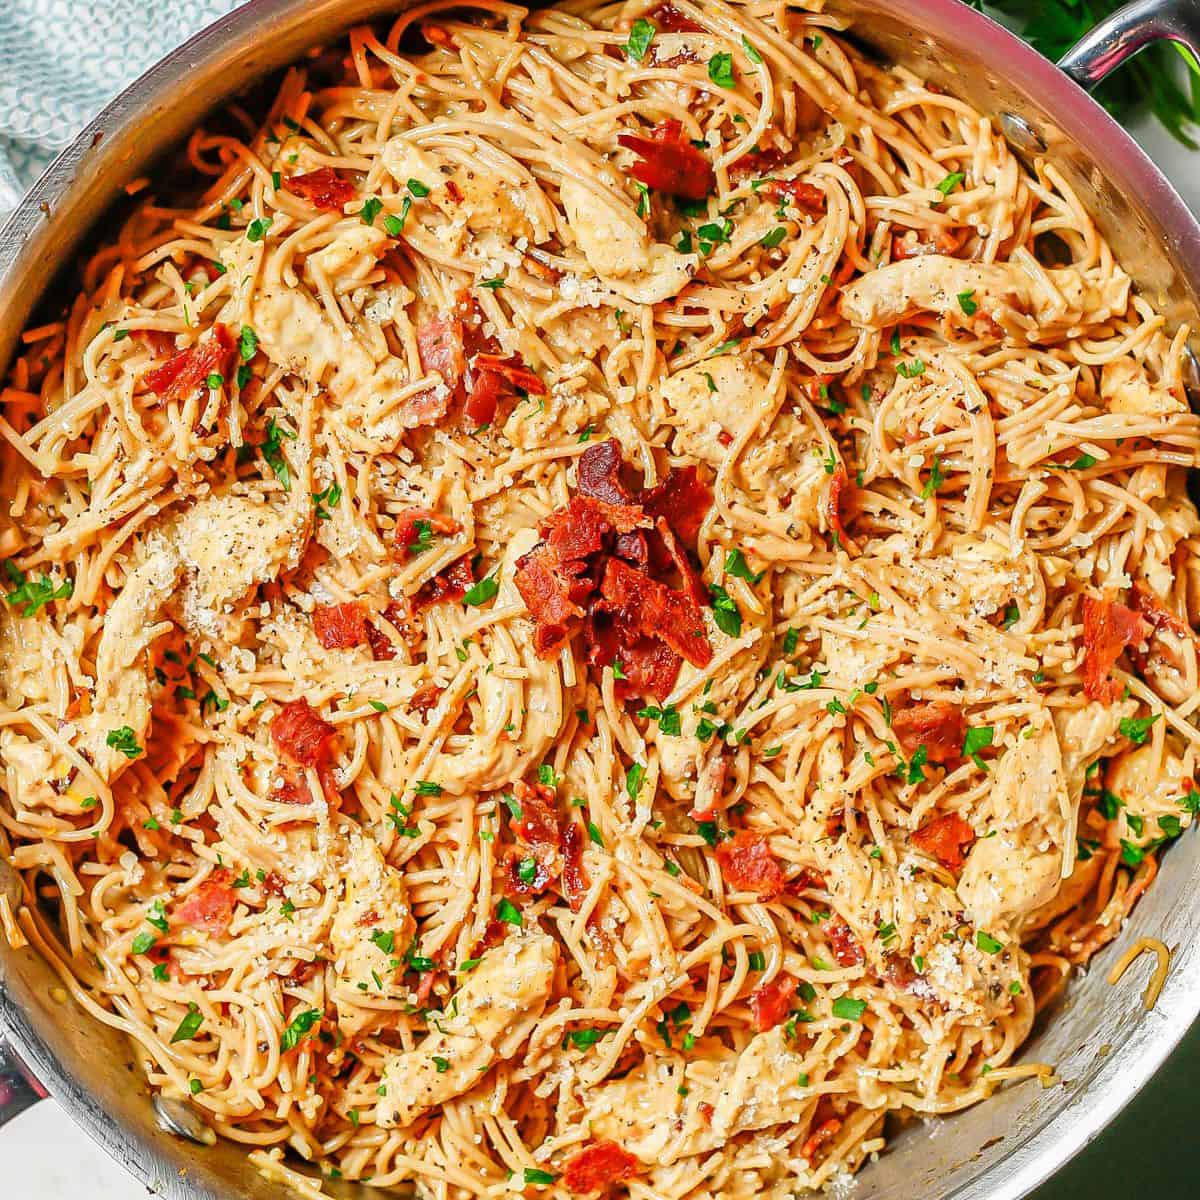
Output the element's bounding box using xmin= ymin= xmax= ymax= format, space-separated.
xmin=1 ymin=1 xmax=1198 ymax=1196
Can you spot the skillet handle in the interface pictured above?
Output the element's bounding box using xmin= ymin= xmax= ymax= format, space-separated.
xmin=1058 ymin=0 xmax=1200 ymax=88
xmin=0 ymin=1031 xmax=46 ymax=1129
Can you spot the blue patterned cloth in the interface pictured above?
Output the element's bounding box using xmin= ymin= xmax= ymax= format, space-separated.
xmin=0 ymin=1 xmax=243 ymax=214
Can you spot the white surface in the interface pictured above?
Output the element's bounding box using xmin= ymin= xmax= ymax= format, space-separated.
xmin=2 ymin=69 xmax=1197 ymax=1200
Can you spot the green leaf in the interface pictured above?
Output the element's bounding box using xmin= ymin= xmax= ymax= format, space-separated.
xmin=280 ymin=1008 xmax=322 ymax=1051
xmin=741 ymin=35 xmax=763 ymax=65
xmin=626 ymin=762 xmax=646 ymax=801
xmin=759 ymin=226 xmax=787 ymax=249
xmin=1067 ymin=452 xmax=1098 ymax=471
xmin=975 ymin=930 xmax=1004 ymax=954
xmin=407 ymin=178 xmax=431 ymax=198
xmin=708 ymin=583 xmax=742 ymax=637
xmin=170 ymin=1003 xmax=204 ymax=1044
xmin=414 ymin=780 xmax=443 ymax=796
xmin=106 ymin=726 xmax=143 ymax=759
xmin=935 ymin=171 xmax=965 ymax=196
xmin=625 ymin=17 xmax=655 ymax=62
xmin=724 ymin=548 xmax=764 ymax=585
xmin=708 ymin=52 xmax=735 ymax=89
xmin=524 ymin=1169 xmax=558 ymax=1186
xmin=920 ymin=456 xmax=945 ymax=500
xmin=246 ymin=217 xmax=273 ymax=242
xmin=957 ymin=289 xmax=978 ymax=316
xmin=565 ymin=1028 xmax=604 ymax=1049
xmin=1119 ymin=714 xmax=1159 ymax=745
xmin=463 ymin=573 xmax=499 ymax=606
xmin=831 ymin=996 xmax=866 ymax=1021
xmin=782 ymin=627 xmax=799 ymax=655
xmin=132 ymin=931 xmax=156 ymax=955
xmin=239 ymin=325 xmax=258 ymax=362
xmin=360 ymin=197 xmax=383 ymax=225
xmin=496 ymin=896 xmax=523 ymax=926
xmin=962 ymin=725 xmax=994 ymax=770
xmin=370 ymin=929 xmax=395 ymax=954
xmin=587 ymin=821 xmax=604 ymax=848
xmin=4 ymin=570 xmax=72 ymax=617
xmin=431 ymin=1055 xmax=450 ymax=1073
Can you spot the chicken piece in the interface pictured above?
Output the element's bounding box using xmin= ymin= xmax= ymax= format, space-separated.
xmin=957 ymin=714 xmax=1070 ymax=930
xmin=1052 ymin=698 xmax=1135 ymax=807
xmin=560 ymin=177 xmax=695 ymax=305
xmin=375 ymin=930 xmax=557 ymax=1128
xmin=840 ymin=255 xmax=1129 ymax=340
xmin=432 ymin=528 xmax=564 ymax=794
xmin=380 ymin=137 xmax=444 ymax=195
xmin=1101 ymin=358 xmax=1188 ymax=417
xmin=1105 ymin=740 xmax=1195 ymax=845
xmin=585 ymin=1029 xmax=812 ymax=1165
xmin=656 ymin=356 xmax=775 ymax=467
xmin=435 ymin=168 xmax=537 ymax=241
xmin=329 ymin=833 xmax=417 ymax=1037
xmin=75 ymin=542 xmax=183 ymax=781
xmin=173 ymin=492 xmax=309 ymax=643
xmin=306 ymin=224 xmax=389 ymax=281
xmin=251 ymin=283 xmax=374 ymax=395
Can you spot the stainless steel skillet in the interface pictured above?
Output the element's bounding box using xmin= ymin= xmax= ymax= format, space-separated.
xmin=2 ymin=2 xmax=1200 ymax=1197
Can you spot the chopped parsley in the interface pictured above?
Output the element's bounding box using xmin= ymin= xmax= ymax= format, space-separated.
xmin=956 ymin=290 xmax=978 ymax=316
xmin=724 ymin=548 xmax=764 ymax=585
xmin=246 ymin=217 xmax=273 ymax=242
xmin=360 ymin=197 xmax=383 ymax=225
xmin=708 ymin=52 xmax=736 ymax=89
xmin=708 ymin=583 xmax=742 ymax=637
xmin=170 ymin=1003 xmax=204 ymax=1044
xmin=496 ymin=897 xmax=523 ymax=926
xmin=280 ymin=1008 xmax=322 ymax=1051
xmin=920 ymin=456 xmax=945 ymax=499
xmin=831 ymin=996 xmax=867 ymax=1021
xmin=463 ymin=573 xmax=499 ymax=606
xmin=626 ymin=762 xmax=646 ymax=801
xmin=975 ymin=930 xmax=1004 ymax=954
xmin=624 ymin=17 xmax=655 ymax=62
xmin=935 ymin=171 xmax=965 ymax=196
xmin=1119 ymin=714 xmax=1160 ymax=745
xmin=962 ymin=725 xmax=994 ymax=770
xmin=106 ymin=726 xmax=143 ymax=759
xmin=3 ymin=564 xmax=72 ymax=617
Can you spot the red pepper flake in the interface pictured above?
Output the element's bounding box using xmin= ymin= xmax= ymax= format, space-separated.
xmin=911 ymin=812 xmax=976 ymax=871
xmin=748 ymin=974 xmax=797 ymax=1032
xmin=1082 ymin=592 xmax=1148 ymax=704
xmin=824 ymin=466 xmax=857 ymax=554
xmin=714 ymin=831 xmax=786 ymax=898
xmin=143 ymin=323 xmax=236 ymax=402
xmin=617 ymin=119 xmax=715 ymax=201
xmin=801 ymin=1117 xmax=842 ymax=1164
xmin=286 ymin=167 xmax=355 ymax=212
xmin=312 ymin=602 xmax=369 ymax=650
xmin=563 ymin=1141 xmax=639 ymax=1194
xmin=891 ymin=700 xmax=965 ymax=765
xmin=826 ymin=915 xmax=864 ymax=967
xmin=173 ymin=868 xmax=237 ymax=935
xmin=760 ymin=178 xmax=826 ymax=212
xmin=270 ymin=699 xmax=336 ymax=768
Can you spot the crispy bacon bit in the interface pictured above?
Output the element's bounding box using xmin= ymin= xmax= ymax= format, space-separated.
xmin=409 ymin=682 xmax=443 ymax=716
xmin=270 ymin=699 xmax=336 ymax=768
xmin=515 ymin=548 xmax=590 ymax=657
xmin=892 ymin=700 xmax=965 ymax=764
xmin=731 ymin=145 xmax=787 ymax=180
xmin=561 ymin=818 xmax=589 ymax=912
xmin=271 ymin=769 xmax=315 ymax=806
xmin=826 ymin=915 xmax=864 ymax=967
xmin=312 ymin=602 xmax=369 ymax=650
xmin=414 ymin=558 xmax=476 ymax=610
xmin=600 ymin=559 xmax=712 ymax=668
xmin=654 ymin=517 xmax=707 ymax=608
xmin=1131 ymin=581 xmax=1192 ymax=638
xmin=801 ymin=1117 xmax=843 ymax=1164
xmin=641 ymin=466 xmax=713 ymax=547
xmin=715 ymin=831 xmax=786 ymax=898
xmin=748 ymin=974 xmax=797 ymax=1032
xmin=287 ymin=167 xmax=355 ymax=212
xmin=825 ymin=467 xmax=857 ymax=554
xmin=578 ymin=439 xmax=636 ymax=504
xmin=512 ymin=781 xmax=561 ymax=859
xmin=1082 ymin=593 xmax=1149 ymax=704
xmin=545 ymin=496 xmax=645 ymax=563
xmin=911 ymin=812 xmax=976 ymax=871
xmin=173 ymin=869 xmax=236 ymax=936
xmin=760 ymin=178 xmax=826 ymax=212
xmin=645 ymin=2 xmax=704 ymax=31
xmin=617 ymin=119 xmax=715 ymax=201
xmin=417 ymin=316 xmax=467 ymax=390
xmin=464 ymin=353 xmax=546 ymax=427
xmin=891 ymin=227 xmax=964 ymax=260
xmin=143 ymin=324 xmax=236 ymax=402
xmin=586 ymin=611 xmax=682 ymax=701
xmin=364 ymin=619 xmax=397 ymax=662
xmin=785 ymin=867 xmax=826 ymax=895
xmin=420 ymin=21 xmax=456 ymax=48
xmin=394 ymin=507 xmax=461 ymax=557
xmin=466 ymin=918 xmax=506 ymax=962
xmin=563 ymin=1141 xmax=639 ymax=1194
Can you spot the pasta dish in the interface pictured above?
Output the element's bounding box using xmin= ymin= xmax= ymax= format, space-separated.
xmin=2 ymin=1 xmax=1198 ymax=1196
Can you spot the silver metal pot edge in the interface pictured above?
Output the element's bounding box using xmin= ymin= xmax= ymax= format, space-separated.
xmin=2 ymin=2 xmax=1200 ymax=1198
